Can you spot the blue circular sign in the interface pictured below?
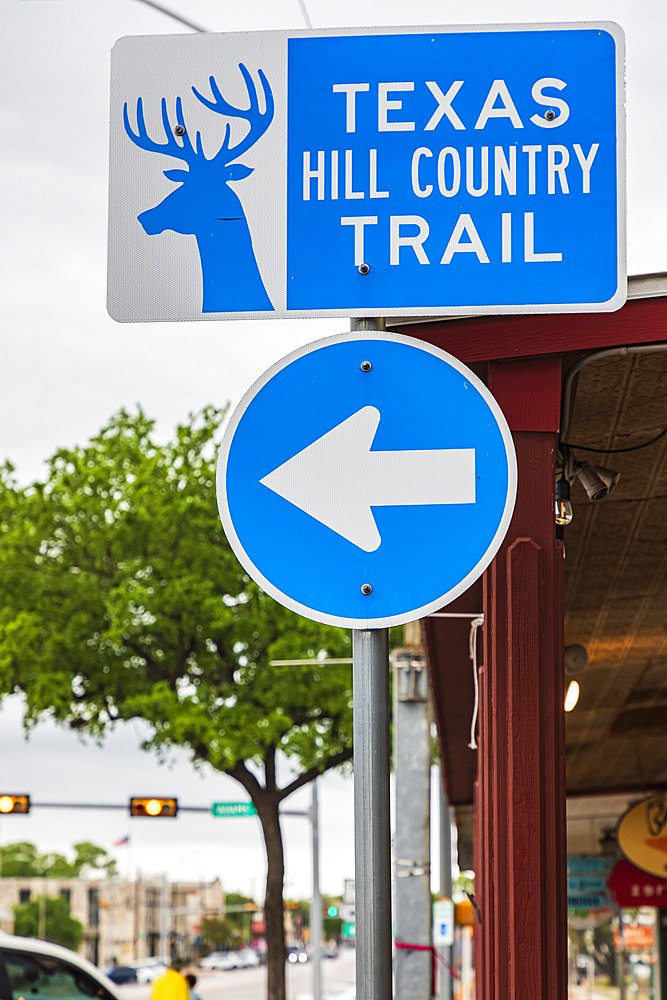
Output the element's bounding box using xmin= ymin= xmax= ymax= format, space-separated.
xmin=217 ymin=332 xmax=517 ymax=628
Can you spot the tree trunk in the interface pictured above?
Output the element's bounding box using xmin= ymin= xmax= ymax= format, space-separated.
xmin=256 ymin=796 xmax=286 ymax=1000
xmin=224 ymin=751 xmax=351 ymax=1000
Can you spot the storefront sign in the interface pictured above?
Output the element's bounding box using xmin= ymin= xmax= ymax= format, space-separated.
xmin=607 ymin=858 xmax=667 ymax=907
xmin=617 ymin=793 xmax=667 ymax=878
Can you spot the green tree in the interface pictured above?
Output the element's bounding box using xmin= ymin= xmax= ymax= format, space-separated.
xmin=0 ymin=841 xmax=116 ymax=878
xmin=68 ymin=842 xmax=118 ymax=878
xmin=224 ymin=892 xmax=257 ymax=946
xmin=200 ymin=915 xmax=237 ymax=951
xmin=0 ymin=408 xmax=353 ymax=1000
xmin=13 ymin=894 xmax=84 ymax=950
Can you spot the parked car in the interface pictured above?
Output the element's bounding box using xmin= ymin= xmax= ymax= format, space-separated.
xmin=236 ymin=948 xmax=260 ymax=969
xmin=0 ymin=930 xmax=123 ymax=999
xmin=131 ymin=959 xmax=169 ymax=984
xmin=107 ymin=967 xmax=139 ymax=985
xmin=200 ymin=951 xmax=239 ymax=971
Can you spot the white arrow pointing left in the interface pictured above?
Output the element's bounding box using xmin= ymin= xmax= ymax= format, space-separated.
xmin=260 ymin=406 xmax=476 ymax=552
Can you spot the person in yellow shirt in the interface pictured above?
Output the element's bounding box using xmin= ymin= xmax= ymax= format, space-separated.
xmin=151 ymin=959 xmax=189 ymax=1000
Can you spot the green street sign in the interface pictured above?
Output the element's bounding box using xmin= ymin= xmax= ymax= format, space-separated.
xmin=342 ymin=922 xmax=356 ymax=939
xmin=211 ymin=801 xmax=257 ymax=817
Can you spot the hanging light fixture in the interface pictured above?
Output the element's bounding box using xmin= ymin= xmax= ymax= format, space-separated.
xmin=565 ymin=680 xmax=580 ymax=712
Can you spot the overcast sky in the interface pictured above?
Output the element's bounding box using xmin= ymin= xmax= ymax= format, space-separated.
xmin=1 ymin=0 xmax=666 ymax=898
xmin=0 ymin=694 xmax=357 ymax=900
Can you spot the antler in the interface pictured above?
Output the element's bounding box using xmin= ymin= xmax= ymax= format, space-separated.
xmin=123 ymin=96 xmax=204 ymax=165
xmin=192 ymin=63 xmax=274 ymax=162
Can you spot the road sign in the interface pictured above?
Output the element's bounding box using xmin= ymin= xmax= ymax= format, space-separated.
xmin=342 ymin=922 xmax=356 ymax=939
xmin=217 ymin=331 xmax=517 ymax=629
xmin=109 ymin=22 xmax=625 ymax=323
xmin=433 ymin=899 xmax=455 ymax=947
xmin=211 ymin=801 xmax=257 ymax=817
xmin=339 ymin=903 xmax=356 ymax=922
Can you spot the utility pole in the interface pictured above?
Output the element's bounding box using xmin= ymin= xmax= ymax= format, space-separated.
xmin=133 ymin=873 xmax=140 ymax=961
xmin=107 ymin=879 xmax=116 ymax=967
xmin=159 ymin=877 xmax=169 ymax=960
xmin=392 ymin=617 xmax=431 ymax=1000
xmin=280 ymin=788 xmax=323 ymax=1000
xmin=311 ymin=780 xmax=322 ymax=1000
xmin=439 ymin=778 xmax=453 ymax=1000
xmin=615 ymin=912 xmax=627 ymax=1000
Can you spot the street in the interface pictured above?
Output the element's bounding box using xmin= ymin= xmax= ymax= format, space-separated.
xmin=120 ymin=950 xmax=356 ymax=1000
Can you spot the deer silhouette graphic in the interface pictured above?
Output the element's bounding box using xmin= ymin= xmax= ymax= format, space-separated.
xmin=124 ymin=64 xmax=274 ymax=313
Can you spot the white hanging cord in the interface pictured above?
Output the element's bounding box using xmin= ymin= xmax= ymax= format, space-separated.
xmin=468 ymin=616 xmax=484 ymax=750
xmin=428 ymin=612 xmax=483 ymax=618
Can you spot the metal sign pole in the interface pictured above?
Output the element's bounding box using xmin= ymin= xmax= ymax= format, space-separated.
xmin=353 ymin=628 xmax=392 ymax=1000
xmin=350 ymin=316 xmax=391 ymax=1000
xmin=311 ymin=778 xmax=322 ymax=1000
xmin=217 ymin=315 xmax=517 ymax=999
xmin=439 ymin=778 xmax=453 ymax=1000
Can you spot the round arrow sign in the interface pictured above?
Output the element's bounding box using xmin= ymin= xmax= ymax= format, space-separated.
xmin=217 ymin=331 xmax=517 ymax=628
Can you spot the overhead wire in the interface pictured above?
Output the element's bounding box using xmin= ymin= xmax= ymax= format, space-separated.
xmin=296 ymin=0 xmax=313 ymax=28
xmin=561 ymin=424 xmax=667 ymax=454
xmin=560 ymin=343 xmax=667 ymax=441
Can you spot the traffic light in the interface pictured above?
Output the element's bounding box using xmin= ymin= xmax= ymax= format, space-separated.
xmin=327 ymin=906 xmax=338 ymax=917
xmin=0 ymin=795 xmax=30 ymax=814
xmin=129 ymin=797 xmax=178 ymax=817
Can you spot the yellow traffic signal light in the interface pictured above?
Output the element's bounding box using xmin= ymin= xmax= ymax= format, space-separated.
xmin=0 ymin=795 xmax=30 ymax=814
xmin=129 ymin=797 xmax=178 ymax=818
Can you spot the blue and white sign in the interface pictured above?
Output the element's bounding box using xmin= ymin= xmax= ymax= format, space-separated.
xmin=567 ymin=857 xmax=616 ymax=875
xmin=433 ymin=899 xmax=455 ymax=947
xmin=108 ymin=21 xmax=625 ymax=323
xmin=567 ymin=893 xmax=612 ymax=911
xmin=217 ymin=332 xmax=517 ymax=629
xmin=567 ymin=876 xmax=608 ymax=894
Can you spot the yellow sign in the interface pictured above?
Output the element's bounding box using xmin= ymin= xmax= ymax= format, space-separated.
xmin=617 ymin=793 xmax=667 ymax=877
xmin=454 ymin=900 xmax=475 ymax=927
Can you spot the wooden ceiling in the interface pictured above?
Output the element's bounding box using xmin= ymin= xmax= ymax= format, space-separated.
xmin=563 ymin=347 xmax=667 ymax=793
xmin=419 ymin=279 xmax=667 ymax=815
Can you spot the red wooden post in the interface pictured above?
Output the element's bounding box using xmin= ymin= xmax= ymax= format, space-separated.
xmin=475 ymin=357 xmax=567 ymax=1000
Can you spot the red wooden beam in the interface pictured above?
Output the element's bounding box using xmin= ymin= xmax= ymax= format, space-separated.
xmin=393 ymin=295 xmax=667 ymax=363
xmin=476 ymin=360 xmax=567 ymax=1000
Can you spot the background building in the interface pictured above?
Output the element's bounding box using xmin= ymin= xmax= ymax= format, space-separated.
xmin=0 ymin=876 xmax=223 ymax=966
